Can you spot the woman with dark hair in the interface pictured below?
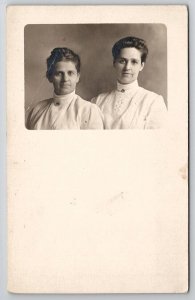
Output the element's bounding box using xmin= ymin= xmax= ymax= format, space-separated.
xmin=26 ymin=47 xmax=103 ymax=129
xmin=91 ymin=36 xmax=167 ymax=129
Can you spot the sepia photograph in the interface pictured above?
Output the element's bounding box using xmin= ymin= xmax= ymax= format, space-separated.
xmin=25 ymin=24 xmax=167 ymax=129
xmin=7 ymin=5 xmax=188 ymax=294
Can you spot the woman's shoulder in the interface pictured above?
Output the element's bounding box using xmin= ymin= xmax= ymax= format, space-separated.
xmin=26 ymin=98 xmax=53 ymax=129
xmin=74 ymin=95 xmax=103 ymax=120
xmin=91 ymin=90 xmax=114 ymax=105
xmin=74 ymin=95 xmax=104 ymax=128
xmin=137 ymin=87 xmax=167 ymax=113
xmin=30 ymin=98 xmax=52 ymax=112
xmin=75 ymin=94 xmax=99 ymax=109
xmin=26 ymin=98 xmax=52 ymax=117
xmin=139 ymin=87 xmax=164 ymax=101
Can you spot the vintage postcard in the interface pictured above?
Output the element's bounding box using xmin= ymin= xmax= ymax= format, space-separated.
xmin=7 ymin=5 xmax=188 ymax=293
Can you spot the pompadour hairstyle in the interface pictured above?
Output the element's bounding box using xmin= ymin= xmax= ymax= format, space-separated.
xmin=46 ymin=47 xmax=81 ymax=80
xmin=112 ymin=36 xmax=148 ymax=63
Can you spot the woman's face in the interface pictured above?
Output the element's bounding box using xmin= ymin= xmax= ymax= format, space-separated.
xmin=50 ymin=60 xmax=80 ymax=95
xmin=114 ymin=47 xmax=144 ymax=84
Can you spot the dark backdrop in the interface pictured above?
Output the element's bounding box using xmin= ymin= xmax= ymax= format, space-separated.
xmin=24 ymin=24 xmax=167 ymax=110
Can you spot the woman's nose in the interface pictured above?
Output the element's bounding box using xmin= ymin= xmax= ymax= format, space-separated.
xmin=124 ymin=61 xmax=131 ymax=70
xmin=62 ymin=73 xmax=68 ymax=81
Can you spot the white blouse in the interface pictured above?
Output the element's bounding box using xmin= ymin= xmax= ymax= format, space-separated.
xmin=91 ymin=81 xmax=167 ymax=129
xmin=26 ymin=91 xmax=104 ymax=130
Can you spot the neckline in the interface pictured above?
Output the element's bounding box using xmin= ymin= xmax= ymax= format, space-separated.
xmin=117 ymin=80 xmax=139 ymax=93
xmin=53 ymin=90 xmax=75 ymax=106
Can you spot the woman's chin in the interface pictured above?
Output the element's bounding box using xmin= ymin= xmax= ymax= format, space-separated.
xmin=119 ymin=79 xmax=134 ymax=85
xmin=55 ymin=89 xmax=73 ymax=95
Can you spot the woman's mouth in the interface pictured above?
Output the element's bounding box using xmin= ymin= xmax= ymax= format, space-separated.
xmin=61 ymin=83 xmax=70 ymax=87
xmin=122 ymin=72 xmax=133 ymax=75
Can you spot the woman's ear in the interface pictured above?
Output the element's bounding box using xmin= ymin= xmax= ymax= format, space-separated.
xmin=140 ymin=62 xmax=145 ymax=71
xmin=76 ymin=73 xmax=80 ymax=83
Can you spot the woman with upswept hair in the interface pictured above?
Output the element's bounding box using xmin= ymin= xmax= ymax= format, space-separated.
xmin=26 ymin=47 xmax=103 ymax=129
xmin=91 ymin=36 xmax=167 ymax=129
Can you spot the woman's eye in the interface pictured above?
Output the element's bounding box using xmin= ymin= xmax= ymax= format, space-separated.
xmin=118 ymin=59 xmax=126 ymax=64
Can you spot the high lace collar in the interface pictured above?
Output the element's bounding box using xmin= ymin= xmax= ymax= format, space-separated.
xmin=53 ymin=90 xmax=75 ymax=106
xmin=117 ymin=80 xmax=139 ymax=93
